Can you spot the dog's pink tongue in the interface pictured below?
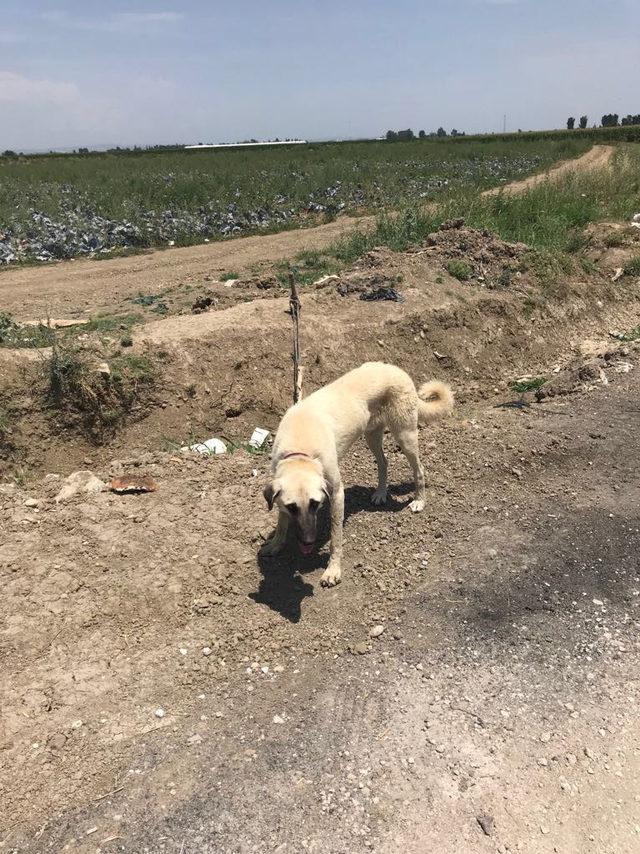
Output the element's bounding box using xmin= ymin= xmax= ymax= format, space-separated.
xmin=299 ymin=541 xmax=314 ymax=556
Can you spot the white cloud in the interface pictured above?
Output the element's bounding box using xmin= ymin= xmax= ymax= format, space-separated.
xmin=0 ymin=71 xmax=79 ymax=105
xmin=114 ymin=12 xmax=183 ymax=25
xmin=40 ymin=10 xmax=183 ymax=31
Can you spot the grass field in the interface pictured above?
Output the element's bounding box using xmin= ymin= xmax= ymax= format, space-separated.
xmin=0 ymin=137 xmax=592 ymax=262
xmin=282 ymin=144 xmax=640 ymax=285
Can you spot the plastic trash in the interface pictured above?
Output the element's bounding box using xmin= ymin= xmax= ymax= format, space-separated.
xmin=183 ymin=437 xmax=227 ymax=455
xmin=248 ymin=427 xmax=270 ymax=449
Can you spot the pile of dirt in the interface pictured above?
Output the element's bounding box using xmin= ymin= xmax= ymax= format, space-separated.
xmin=423 ymin=219 xmax=529 ymax=287
xmin=535 ymin=340 xmax=639 ymax=400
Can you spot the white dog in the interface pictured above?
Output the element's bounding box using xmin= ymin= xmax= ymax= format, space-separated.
xmin=261 ymin=362 xmax=453 ymax=587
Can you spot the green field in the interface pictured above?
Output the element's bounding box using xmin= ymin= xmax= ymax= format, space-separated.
xmin=0 ymin=137 xmax=594 ymax=263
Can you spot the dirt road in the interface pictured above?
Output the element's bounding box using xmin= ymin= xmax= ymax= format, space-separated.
xmin=482 ymin=144 xmax=615 ymax=196
xmin=2 ymin=361 xmax=639 ymax=853
xmin=0 ymin=215 xmax=372 ymax=320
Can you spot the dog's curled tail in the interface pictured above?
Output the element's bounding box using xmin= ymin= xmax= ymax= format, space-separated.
xmin=417 ymin=380 xmax=454 ymax=424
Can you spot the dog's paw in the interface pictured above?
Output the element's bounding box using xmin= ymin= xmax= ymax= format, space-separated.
xmin=320 ymin=565 xmax=342 ymax=587
xmin=371 ymin=488 xmax=388 ymax=506
xmin=408 ymin=498 xmax=425 ymax=513
xmin=260 ymin=537 xmax=285 ymax=556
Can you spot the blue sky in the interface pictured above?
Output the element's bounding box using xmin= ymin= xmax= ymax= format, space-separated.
xmin=1 ymin=0 xmax=638 ymax=150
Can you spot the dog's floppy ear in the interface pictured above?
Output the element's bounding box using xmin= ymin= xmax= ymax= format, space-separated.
xmin=263 ymin=483 xmax=280 ymax=511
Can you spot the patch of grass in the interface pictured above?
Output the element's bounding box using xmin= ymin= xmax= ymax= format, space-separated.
xmin=604 ymin=232 xmax=625 ymax=248
xmin=221 ymin=271 xmax=240 ymax=281
xmin=511 ymin=376 xmax=547 ymax=393
xmin=131 ymin=293 xmax=169 ymax=314
xmin=612 ymin=325 xmax=640 ymax=342
xmin=45 ymin=341 xmax=156 ymax=439
xmin=0 ymin=312 xmax=55 ymax=348
xmin=120 ymin=334 xmax=133 ymax=347
xmin=447 ymin=259 xmax=473 ymax=281
xmin=83 ymin=313 xmax=141 ymax=334
xmin=623 ymin=255 xmax=640 ymax=277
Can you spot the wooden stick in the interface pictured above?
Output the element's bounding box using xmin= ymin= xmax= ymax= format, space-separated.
xmin=289 ymin=273 xmax=303 ymax=403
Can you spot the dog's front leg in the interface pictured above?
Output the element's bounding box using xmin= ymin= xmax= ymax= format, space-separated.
xmin=260 ymin=510 xmax=289 ymax=556
xmin=320 ymin=481 xmax=344 ymax=587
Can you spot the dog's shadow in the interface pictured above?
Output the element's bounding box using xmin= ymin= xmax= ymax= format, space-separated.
xmin=249 ymin=481 xmax=413 ymax=623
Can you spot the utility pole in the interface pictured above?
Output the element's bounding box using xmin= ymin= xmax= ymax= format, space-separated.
xmin=503 ymin=114 xmax=507 ymax=133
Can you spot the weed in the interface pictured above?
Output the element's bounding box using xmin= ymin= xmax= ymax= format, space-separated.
xmin=221 ymin=271 xmax=240 ymax=281
xmin=120 ymin=335 xmax=134 ymax=347
xmin=0 ymin=312 xmax=55 ymax=348
xmin=623 ymin=255 xmax=640 ymax=277
xmin=131 ymin=294 xmax=168 ymax=314
xmin=604 ymin=232 xmax=625 ymax=248
xmin=511 ymin=376 xmax=547 ymax=393
xmin=447 ymin=259 xmax=473 ymax=281
xmin=46 ymin=341 xmax=156 ymax=439
xmin=612 ymin=325 xmax=640 ymax=342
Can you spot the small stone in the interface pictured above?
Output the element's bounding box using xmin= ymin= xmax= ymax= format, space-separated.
xmin=86 ymin=827 xmax=98 ymax=836
xmin=538 ymin=757 xmax=548 ymax=767
xmin=179 ymin=648 xmax=188 ymax=656
xmin=70 ymin=719 xmax=83 ymax=729
xmin=354 ymin=642 xmax=369 ymax=655
xmin=584 ymin=747 xmax=595 ymax=759
xmin=47 ymin=733 xmax=67 ymax=751
xmin=24 ymin=498 xmax=39 ymax=508
xmin=566 ymin=753 xmax=577 ymax=766
xmin=369 ymin=625 xmax=385 ymax=638
xmin=154 ymin=708 xmax=166 ymax=718
xmin=273 ymin=715 xmax=285 ymax=724
xmin=202 ymin=647 xmax=212 ymax=656
xmin=592 ymin=599 xmax=603 ymax=606
xmin=476 ymin=813 xmax=494 ymax=836
xmin=540 ymin=825 xmax=550 ymax=835
xmin=540 ymin=731 xmax=552 ymax=743
xmin=273 ymin=665 xmax=285 ymax=673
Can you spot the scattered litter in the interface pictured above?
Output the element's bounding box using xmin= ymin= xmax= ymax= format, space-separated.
xmin=183 ymin=437 xmax=227 ymax=455
xmin=202 ymin=647 xmax=212 ymax=656
xmin=369 ymin=625 xmax=385 ymax=638
xmin=86 ymin=827 xmax=98 ymax=836
xmin=154 ymin=708 xmax=166 ymax=719
xmin=96 ymin=362 xmax=111 ymax=376
xmin=55 ymin=470 xmax=105 ymax=503
xmin=359 ymin=286 xmax=404 ymax=302
xmin=223 ymin=279 xmax=239 ymax=288
xmin=272 ymin=715 xmax=285 ymax=724
xmin=248 ymin=427 xmax=270 ymax=449
xmin=109 ymin=475 xmax=157 ymax=494
xmin=615 ymin=362 xmax=633 ymax=373
xmin=612 ymin=268 xmax=624 ymax=282
xmin=632 ymin=213 xmax=640 ymax=229
xmin=313 ymin=274 xmax=340 ymax=286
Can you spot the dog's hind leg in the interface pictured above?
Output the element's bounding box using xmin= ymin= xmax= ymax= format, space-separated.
xmin=260 ymin=510 xmax=289 ymax=556
xmin=320 ymin=480 xmax=344 ymax=587
xmin=393 ymin=427 xmax=426 ymax=513
xmin=365 ymin=427 xmax=388 ymax=505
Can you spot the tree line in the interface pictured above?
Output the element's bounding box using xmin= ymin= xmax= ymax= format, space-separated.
xmin=385 ymin=128 xmax=465 ymax=141
xmin=567 ymin=113 xmax=640 ymax=129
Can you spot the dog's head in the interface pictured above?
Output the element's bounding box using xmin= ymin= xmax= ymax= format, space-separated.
xmin=263 ymin=457 xmax=329 ymax=555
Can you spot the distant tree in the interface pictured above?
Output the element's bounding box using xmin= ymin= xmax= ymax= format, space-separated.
xmin=621 ymin=114 xmax=640 ymax=126
xmin=78 ymin=147 xmax=89 ymax=154
xmin=418 ymin=129 xmax=426 ymax=139
xmin=436 ymin=127 xmax=447 ymax=137
xmin=386 ymin=130 xmax=398 ymax=141
xmin=450 ymin=128 xmax=465 ymax=137
xmin=601 ymin=114 xmax=619 ymax=127
xmin=2 ymin=150 xmax=18 ymax=158
xmin=579 ymin=115 xmax=588 ymax=129
xmin=567 ymin=117 xmax=575 ymax=130
xmin=397 ymin=128 xmax=415 ymax=141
